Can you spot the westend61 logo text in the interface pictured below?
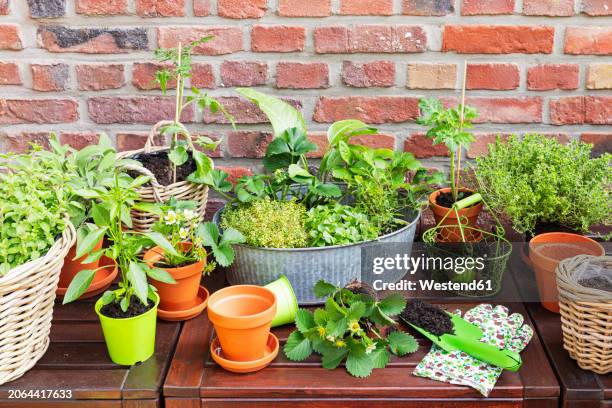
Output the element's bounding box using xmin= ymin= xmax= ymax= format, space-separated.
xmin=372 ymin=253 xmax=487 ymax=275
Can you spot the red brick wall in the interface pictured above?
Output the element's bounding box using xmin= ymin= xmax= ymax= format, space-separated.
xmin=0 ymin=0 xmax=610 ymax=169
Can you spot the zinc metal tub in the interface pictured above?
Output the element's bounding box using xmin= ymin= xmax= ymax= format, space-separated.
xmin=213 ymin=207 xmax=420 ymax=305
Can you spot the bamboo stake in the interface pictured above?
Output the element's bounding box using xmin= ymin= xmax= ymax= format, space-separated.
xmin=456 ymin=60 xmax=467 ymax=197
xmin=172 ymin=42 xmax=182 ymax=184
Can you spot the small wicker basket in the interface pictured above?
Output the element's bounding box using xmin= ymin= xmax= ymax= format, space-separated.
xmin=0 ymin=222 xmax=76 ymax=385
xmin=557 ymin=255 xmax=611 ymax=375
xmin=118 ymin=120 xmax=209 ymax=232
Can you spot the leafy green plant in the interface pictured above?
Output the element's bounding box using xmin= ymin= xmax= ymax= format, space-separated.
xmin=154 ymin=36 xmax=234 ymax=184
xmin=63 ymin=170 xmax=179 ymax=311
xmin=473 ymin=134 xmax=611 ymax=235
xmin=417 ymin=98 xmax=478 ymax=203
xmin=0 ymin=144 xmax=71 ymax=275
xmin=151 ymin=198 xmax=245 ymax=269
xmin=220 ymin=198 xmax=309 ymax=248
xmin=284 ymin=280 xmax=418 ymax=378
xmin=306 ymin=204 xmax=379 ymax=247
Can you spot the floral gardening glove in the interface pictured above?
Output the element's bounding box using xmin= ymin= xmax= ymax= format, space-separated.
xmin=413 ymin=304 xmax=533 ymax=397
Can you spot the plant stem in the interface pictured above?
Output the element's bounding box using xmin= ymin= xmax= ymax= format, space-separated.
xmin=171 ymin=42 xmax=183 ymax=185
xmin=449 ymin=150 xmax=456 ymax=203
xmin=455 ymin=60 xmax=468 ymax=202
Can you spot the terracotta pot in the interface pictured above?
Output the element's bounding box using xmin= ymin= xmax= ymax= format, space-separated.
xmin=58 ymin=237 xmax=104 ymax=289
xmin=207 ymin=285 xmax=277 ymax=362
xmin=429 ymin=188 xmax=483 ymax=242
xmin=529 ymin=232 xmax=604 ymax=313
xmin=143 ymin=243 xmax=205 ymax=311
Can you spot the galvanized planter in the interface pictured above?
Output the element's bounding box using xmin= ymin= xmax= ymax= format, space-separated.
xmin=213 ymin=207 xmax=420 ymax=305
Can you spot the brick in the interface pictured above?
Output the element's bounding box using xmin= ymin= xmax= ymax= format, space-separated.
xmin=191 ymin=63 xmax=215 ymax=89
xmin=38 ymin=26 xmax=147 ymax=53
xmin=133 ymin=63 xmax=175 ymax=90
xmin=586 ymin=96 xmax=612 ymax=125
xmin=340 ymin=0 xmax=393 ymax=15
xmin=203 ymin=97 xmax=301 ymax=124
xmin=27 ymin=0 xmax=65 ymax=18
xmin=442 ymin=25 xmax=554 ymax=54
xmin=217 ymin=166 xmax=254 ymax=183
xmin=278 ymin=0 xmax=331 ymax=16
xmin=158 ymin=27 xmax=243 ymax=55
xmin=60 ymin=132 xmax=100 ymax=150
xmin=219 ymin=0 xmax=266 ymax=18
xmin=276 ymin=62 xmax=329 ymax=89
xmin=586 ymin=64 xmax=612 ymax=89
xmin=342 ymin=61 xmax=395 ymax=88
xmin=527 ymin=64 xmax=579 ymax=90
xmin=193 ymin=0 xmax=210 ymax=15
xmin=462 ymin=97 xmax=543 ymax=123
xmin=227 ymin=131 xmax=273 ymax=158
xmin=466 ymin=63 xmax=519 ymax=90
xmin=467 ymin=134 xmax=510 ymax=158
xmin=314 ymin=27 xmax=350 ymax=53
xmin=314 ymin=96 xmax=420 ymax=124
xmin=251 ymin=25 xmax=305 ymax=52
xmin=136 ymin=0 xmax=185 ymax=16
xmin=0 ymin=25 xmax=22 ymax=50
xmin=88 ymin=97 xmax=194 ymax=124
xmin=550 ymin=97 xmax=585 ymax=125
xmin=31 ymin=64 xmax=69 ymax=92
xmin=581 ymin=133 xmax=612 ymax=157
xmin=221 ymin=61 xmax=267 ymax=87
xmin=524 ymin=0 xmax=573 ymax=15
xmin=582 ymin=0 xmax=612 ymax=15
xmin=76 ymin=0 xmax=127 ymax=15
xmin=0 ymin=99 xmax=78 ymax=124
xmin=565 ymin=27 xmax=612 ymax=55
xmin=0 ymin=0 xmax=9 ymax=15
xmin=462 ymin=0 xmax=515 ymax=15
xmin=116 ymin=132 xmax=160 ymax=151
xmin=3 ymin=132 xmax=51 ymax=153
xmin=407 ymin=63 xmax=456 ymax=89
xmin=403 ymin=0 xmax=454 ymax=15
xmin=404 ymin=133 xmax=449 ymax=158
xmin=76 ymin=64 xmax=125 ymax=91
xmin=0 ymin=63 xmax=21 ymax=85
xmin=351 ymin=25 xmax=427 ymax=53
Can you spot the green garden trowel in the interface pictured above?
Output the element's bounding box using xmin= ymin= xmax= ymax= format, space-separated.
xmin=400 ymin=312 xmax=523 ymax=372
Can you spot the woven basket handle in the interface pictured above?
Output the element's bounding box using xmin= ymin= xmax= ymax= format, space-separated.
xmin=144 ymin=120 xmax=190 ymax=153
xmin=117 ymin=162 xmax=165 ymax=203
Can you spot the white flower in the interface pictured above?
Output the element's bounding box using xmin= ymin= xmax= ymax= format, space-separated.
xmin=164 ymin=210 xmax=178 ymax=225
xmin=183 ymin=209 xmax=197 ymax=221
xmin=326 ymin=335 xmax=335 ymax=342
xmin=179 ymin=227 xmax=189 ymax=240
xmin=365 ymin=342 xmax=377 ymax=354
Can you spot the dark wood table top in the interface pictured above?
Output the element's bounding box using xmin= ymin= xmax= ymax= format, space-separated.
xmin=164 ymin=270 xmax=559 ymax=408
xmin=0 ymin=298 xmax=181 ymax=408
xmin=509 ymin=255 xmax=611 ymax=408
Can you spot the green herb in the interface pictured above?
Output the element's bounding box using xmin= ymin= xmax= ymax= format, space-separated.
xmin=151 ymin=198 xmax=244 ymax=269
xmin=154 ymin=36 xmax=234 ymax=185
xmin=473 ymin=134 xmax=611 ymax=234
xmin=305 ymin=204 xmax=379 ymax=247
xmin=416 ymin=98 xmax=478 ymax=203
xmin=220 ymin=198 xmax=308 ymax=249
xmin=284 ymin=280 xmax=418 ymax=378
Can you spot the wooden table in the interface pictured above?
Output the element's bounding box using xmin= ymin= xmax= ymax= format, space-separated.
xmin=164 ymin=272 xmax=559 ymax=408
xmin=0 ymin=299 xmax=181 ymax=408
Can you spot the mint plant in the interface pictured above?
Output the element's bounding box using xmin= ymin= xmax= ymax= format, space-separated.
xmin=416 ymin=98 xmax=478 ymax=203
xmin=305 ymin=204 xmax=379 ymax=247
xmin=284 ymin=280 xmax=418 ymax=378
xmin=154 ymin=36 xmax=234 ymax=184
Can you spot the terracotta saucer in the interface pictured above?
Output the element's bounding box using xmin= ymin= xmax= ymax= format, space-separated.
xmin=56 ymin=263 xmax=118 ymax=300
xmin=210 ymin=332 xmax=279 ymax=374
xmin=157 ymin=286 xmax=209 ymax=322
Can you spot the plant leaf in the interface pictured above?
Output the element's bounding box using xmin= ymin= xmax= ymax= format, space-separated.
xmin=313 ymin=280 xmax=337 ymax=298
xmin=377 ymin=293 xmax=406 ymax=317
xmin=321 ymin=347 xmax=348 ymax=370
xmin=284 ymin=331 xmax=312 ymax=361
xmin=145 ymin=232 xmax=179 ymax=257
xmin=370 ymin=347 xmax=390 ymax=369
xmin=128 ymin=262 xmax=149 ymax=305
xmin=387 ymin=331 xmax=419 ymax=356
xmin=147 ymin=267 xmax=176 ymax=284
xmin=62 ymin=269 xmax=96 ymax=304
xmin=75 ymin=227 xmax=107 ymax=259
xmin=345 ymin=344 xmax=374 ymax=378
xmin=295 ymin=309 xmax=316 ymax=333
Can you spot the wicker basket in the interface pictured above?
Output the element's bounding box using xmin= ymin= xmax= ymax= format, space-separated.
xmin=0 ymin=222 xmax=76 ymax=385
xmin=118 ymin=120 xmax=209 ymax=232
xmin=557 ymin=255 xmax=611 ymax=374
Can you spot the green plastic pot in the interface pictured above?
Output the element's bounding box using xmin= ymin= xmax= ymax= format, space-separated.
xmin=95 ymin=292 xmax=159 ymax=366
xmin=265 ymin=275 xmax=298 ymax=328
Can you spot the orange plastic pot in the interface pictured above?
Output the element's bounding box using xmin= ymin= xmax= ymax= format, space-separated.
xmin=58 ymin=237 xmax=104 ymax=289
xmin=429 ymin=188 xmax=483 ymax=242
xmin=207 ymin=285 xmax=277 ymax=362
xmin=529 ymin=232 xmax=604 ymax=313
xmin=143 ymin=243 xmax=205 ymax=311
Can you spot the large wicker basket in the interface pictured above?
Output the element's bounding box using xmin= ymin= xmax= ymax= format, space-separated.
xmin=0 ymin=222 xmax=75 ymax=385
xmin=118 ymin=120 xmax=209 ymax=232
xmin=557 ymin=255 xmax=611 ymax=374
